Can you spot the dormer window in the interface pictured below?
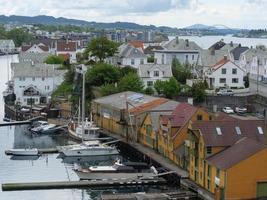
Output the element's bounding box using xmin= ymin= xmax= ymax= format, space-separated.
xmin=154 ymin=71 xmax=159 ymax=77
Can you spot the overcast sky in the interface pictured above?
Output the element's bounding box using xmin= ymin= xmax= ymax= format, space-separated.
xmin=0 ymin=0 xmax=266 ymax=29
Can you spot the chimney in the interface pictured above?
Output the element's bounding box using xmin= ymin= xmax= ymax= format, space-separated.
xmin=185 ymin=39 xmax=189 ymax=47
xmin=224 ymin=55 xmax=227 ymax=61
xmin=230 ymin=41 xmax=233 ymax=47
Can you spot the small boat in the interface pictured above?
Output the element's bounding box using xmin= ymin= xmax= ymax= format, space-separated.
xmin=74 ymin=159 xmax=158 ymax=180
xmin=30 ymin=121 xmax=59 ymax=135
xmin=57 ymin=140 xmax=119 ymax=157
xmin=10 ymin=155 xmax=40 ymax=160
xmin=5 ymin=148 xmax=39 ymax=156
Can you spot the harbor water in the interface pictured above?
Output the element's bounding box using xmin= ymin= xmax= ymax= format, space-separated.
xmin=0 ymin=55 xmax=177 ymax=199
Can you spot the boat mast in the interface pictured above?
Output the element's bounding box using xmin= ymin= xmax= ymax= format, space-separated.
xmin=78 ymin=98 xmax=81 ymax=125
xmin=81 ymin=65 xmax=86 ymax=143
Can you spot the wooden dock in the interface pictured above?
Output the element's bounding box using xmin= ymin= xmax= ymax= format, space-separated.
xmin=0 ymin=120 xmax=31 ymax=127
xmin=2 ymin=178 xmax=166 ymax=191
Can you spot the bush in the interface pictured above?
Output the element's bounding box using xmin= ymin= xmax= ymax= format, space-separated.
xmin=144 ymin=87 xmax=154 ymax=95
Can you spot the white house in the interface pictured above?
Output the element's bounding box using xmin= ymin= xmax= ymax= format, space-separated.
xmin=56 ymin=41 xmax=77 ymax=63
xmin=138 ymin=64 xmax=172 ymax=88
xmin=239 ymin=47 xmax=267 ymax=81
xmin=205 ymin=57 xmax=245 ymax=89
xmin=13 ymin=63 xmax=66 ymax=106
xmin=18 ymin=52 xmax=51 ymax=64
xmin=154 ymin=37 xmax=202 ymax=66
xmin=107 ymin=43 xmax=147 ymax=68
xmin=0 ymin=40 xmax=16 ymax=53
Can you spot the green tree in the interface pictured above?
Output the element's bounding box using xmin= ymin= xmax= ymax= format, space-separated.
xmin=118 ymin=72 xmax=144 ymax=92
xmin=0 ymin=25 xmax=7 ymax=39
xmin=7 ymin=28 xmax=32 ymax=46
xmin=86 ymin=63 xmax=120 ymax=86
xmin=162 ymin=77 xmax=181 ymax=99
xmin=154 ymin=80 xmax=166 ymax=95
xmin=172 ymin=58 xmax=192 ymax=84
xmin=191 ymin=82 xmax=207 ymax=103
xmin=45 ymin=55 xmax=65 ymax=65
xmin=119 ymin=66 xmax=137 ymax=77
xmin=100 ymin=84 xmax=119 ymax=96
xmin=144 ymin=87 xmax=154 ymax=95
xmin=85 ymin=36 xmax=118 ymax=62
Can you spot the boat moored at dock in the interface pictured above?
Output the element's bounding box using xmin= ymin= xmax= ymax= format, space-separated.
xmin=5 ymin=148 xmax=39 ymax=156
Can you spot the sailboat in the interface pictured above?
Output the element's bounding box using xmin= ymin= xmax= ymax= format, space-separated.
xmin=58 ymin=65 xmax=118 ymax=157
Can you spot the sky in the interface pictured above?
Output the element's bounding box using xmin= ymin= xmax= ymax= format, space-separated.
xmin=0 ymin=0 xmax=266 ymax=29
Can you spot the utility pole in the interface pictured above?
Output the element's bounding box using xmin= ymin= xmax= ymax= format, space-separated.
xmin=257 ymin=58 xmax=260 ymax=95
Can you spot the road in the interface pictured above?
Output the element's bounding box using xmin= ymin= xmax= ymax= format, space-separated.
xmin=249 ymin=79 xmax=267 ymax=97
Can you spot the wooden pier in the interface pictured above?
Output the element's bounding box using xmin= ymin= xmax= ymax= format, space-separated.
xmin=2 ymin=178 xmax=166 ymax=191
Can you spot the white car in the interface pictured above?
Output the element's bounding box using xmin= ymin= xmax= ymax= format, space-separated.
xmin=222 ymin=107 xmax=234 ymax=114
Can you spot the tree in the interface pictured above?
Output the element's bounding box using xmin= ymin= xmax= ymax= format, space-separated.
xmin=172 ymin=58 xmax=192 ymax=84
xmin=244 ymin=75 xmax=249 ymax=88
xmin=162 ymin=77 xmax=181 ymax=99
xmin=86 ymin=63 xmax=120 ymax=86
xmin=100 ymin=84 xmax=119 ymax=96
xmin=144 ymin=87 xmax=154 ymax=95
xmin=118 ymin=73 xmax=144 ymax=92
xmin=85 ymin=36 xmax=118 ymax=62
xmin=7 ymin=28 xmax=33 ymax=46
xmin=154 ymin=80 xmax=166 ymax=95
xmin=119 ymin=66 xmax=137 ymax=77
xmin=45 ymin=55 xmax=65 ymax=65
xmin=191 ymin=82 xmax=207 ymax=103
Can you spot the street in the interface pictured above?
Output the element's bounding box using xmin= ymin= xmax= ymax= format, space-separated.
xmin=249 ymin=79 xmax=267 ymax=97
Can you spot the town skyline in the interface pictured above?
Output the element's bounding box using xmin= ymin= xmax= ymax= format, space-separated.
xmin=1 ymin=0 xmax=267 ymax=29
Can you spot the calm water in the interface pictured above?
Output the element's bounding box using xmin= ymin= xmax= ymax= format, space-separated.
xmin=172 ymin=35 xmax=267 ymax=49
xmin=0 ymin=55 xmax=176 ymax=199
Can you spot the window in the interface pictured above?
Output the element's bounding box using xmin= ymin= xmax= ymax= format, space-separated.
xmin=146 ymin=125 xmax=152 ymax=136
xmin=147 ymin=81 xmax=153 ymax=87
xmin=219 ymin=78 xmax=226 ymax=83
xmin=192 ymin=55 xmax=195 ymax=60
xmin=131 ymin=59 xmax=135 ymax=65
xmin=32 ymin=77 xmax=35 ymax=81
xmin=185 ymin=55 xmax=188 ymax=60
xmin=161 ymin=54 xmax=165 ymax=64
xmin=232 ymin=78 xmax=239 ymax=83
xmin=216 ymin=169 xmax=220 ymax=178
xmin=154 ymin=71 xmax=159 ymax=77
xmin=140 ymin=58 xmax=144 ymax=65
xmin=209 ymin=115 xmax=212 ymax=120
xmin=221 ymin=68 xmax=226 ymax=74
xmin=42 ymin=77 xmax=45 ymax=81
xmin=232 ymin=68 xmax=237 ymax=74
xmin=197 ymin=115 xmax=203 ymax=121
xmin=47 ymin=86 xmax=50 ymax=90
xmin=258 ymin=127 xmax=264 ymax=135
xmin=206 ymin=146 xmax=212 ymax=154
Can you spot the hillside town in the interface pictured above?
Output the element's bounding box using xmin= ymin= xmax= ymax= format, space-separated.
xmin=1 ymin=1 xmax=267 ymax=199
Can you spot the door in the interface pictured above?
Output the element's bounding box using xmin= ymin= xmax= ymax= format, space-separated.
xmin=257 ymin=182 xmax=267 ymax=198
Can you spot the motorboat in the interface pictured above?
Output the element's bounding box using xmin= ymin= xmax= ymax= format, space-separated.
xmin=30 ymin=121 xmax=60 ymax=135
xmin=57 ymin=140 xmax=119 ymax=157
xmin=5 ymin=148 xmax=39 ymax=156
xmin=74 ymin=159 xmax=158 ymax=180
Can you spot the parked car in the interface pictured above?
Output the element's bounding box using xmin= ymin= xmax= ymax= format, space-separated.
xmin=235 ymin=107 xmax=247 ymax=114
xmin=222 ymin=107 xmax=234 ymax=114
xmin=217 ymin=89 xmax=234 ymax=96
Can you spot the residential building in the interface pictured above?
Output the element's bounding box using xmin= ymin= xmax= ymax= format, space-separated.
xmin=154 ymin=37 xmax=202 ymax=66
xmin=239 ymin=47 xmax=267 ymax=81
xmin=18 ymin=52 xmax=51 ymax=64
xmin=229 ymin=44 xmax=249 ymax=65
xmin=204 ymin=57 xmax=245 ymax=89
xmin=92 ymin=91 xmax=168 ymax=142
xmin=138 ymin=64 xmax=172 ymax=88
xmin=107 ymin=43 xmax=148 ymax=68
xmin=56 ymin=40 xmax=77 ymax=63
xmin=139 ymin=100 xmax=180 ymax=149
xmin=21 ymin=43 xmax=49 ymax=53
xmin=188 ymin=120 xmax=267 ymax=199
xmin=0 ymin=39 xmax=16 ymax=53
xmin=157 ymin=103 xmax=211 ymax=169
xmin=13 ymin=63 xmax=66 ymax=106
xmin=143 ymin=45 xmax=164 ymax=58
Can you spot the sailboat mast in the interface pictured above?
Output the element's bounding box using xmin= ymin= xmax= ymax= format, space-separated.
xmin=78 ymin=98 xmax=81 ymax=124
xmin=81 ymin=67 xmax=85 ymax=142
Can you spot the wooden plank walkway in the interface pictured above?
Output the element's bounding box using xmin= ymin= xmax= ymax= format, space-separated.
xmin=2 ymin=178 xmax=166 ymax=191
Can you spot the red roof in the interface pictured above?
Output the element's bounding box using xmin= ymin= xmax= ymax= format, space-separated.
xmin=129 ymin=40 xmax=144 ymax=50
xmin=206 ymin=137 xmax=266 ymax=170
xmin=170 ymin=103 xmax=197 ymax=128
xmin=21 ymin=44 xmax=49 ymax=52
xmin=57 ymin=41 xmax=76 ymax=52
xmin=192 ymin=120 xmax=267 ymax=147
xmin=212 ymin=58 xmax=229 ymax=70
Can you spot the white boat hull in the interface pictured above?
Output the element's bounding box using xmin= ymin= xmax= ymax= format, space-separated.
xmin=75 ymin=171 xmax=155 ymax=180
xmin=61 ymin=148 xmax=119 ymax=157
xmin=6 ymin=148 xmax=39 ymax=156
